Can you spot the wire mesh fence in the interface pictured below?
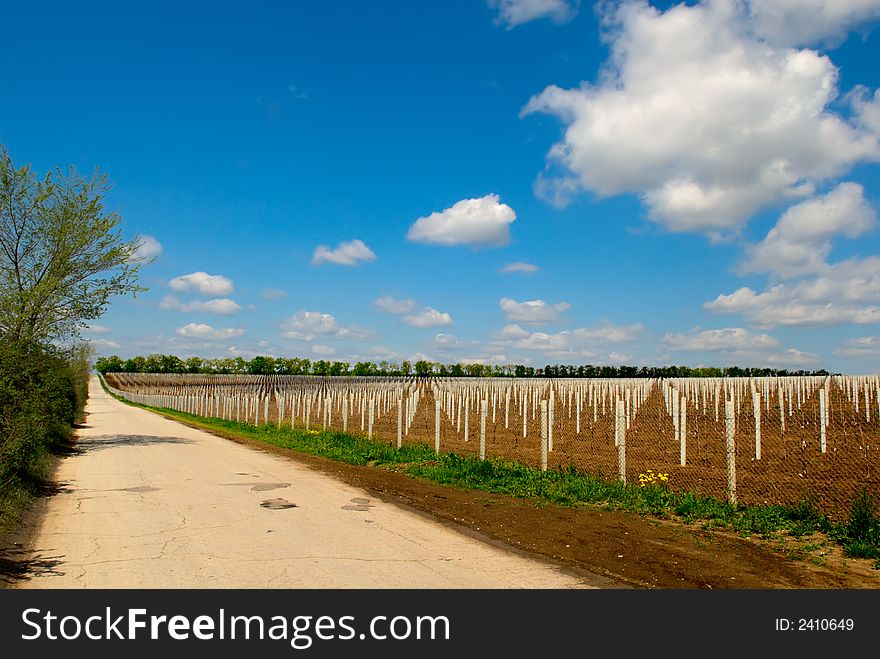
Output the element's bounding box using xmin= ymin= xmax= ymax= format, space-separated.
xmin=102 ymin=373 xmax=880 ymax=520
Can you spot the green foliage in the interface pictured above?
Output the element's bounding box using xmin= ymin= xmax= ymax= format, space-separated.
xmin=0 ymin=145 xmax=145 ymax=344
xmin=0 ymin=338 xmax=91 ymax=533
xmin=839 ymin=488 xmax=880 ymax=559
xmin=91 ymin=351 xmax=835 ymax=378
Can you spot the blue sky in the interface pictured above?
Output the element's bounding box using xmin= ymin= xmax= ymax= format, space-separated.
xmin=2 ymin=0 xmax=880 ymax=373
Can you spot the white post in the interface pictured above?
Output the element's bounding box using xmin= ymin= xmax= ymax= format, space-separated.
xmin=679 ymin=397 xmax=687 ymax=466
xmin=778 ymin=387 xmax=784 ymax=435
xmin=819 ymin=388 xmax=827 ymax=453
xmin=434 ymin=398 xmax=441 ymax=454
xmin=548 ymin=389 xmax=554 ymax=452
xmin=397 ymin=399 xmax=402 ymax=449
xmin=616 ymin=397 xmax=626 ymax=484
xmin=343 ymin=396 xmax=348 ymax=432
xmin=725 ymin=398 xmax=737 ymax=505
xmin=368 ymin=396 xmax=374 ymax=440
xmin=464 ymin=396 xmax=469 ymax=441
xmin=480 ymin=399 xmax=487 ymax=460
xmin=540 ymin=400 xmax=548 ymax=472
xmin=753 ymin=392 xmax=761 ymax=460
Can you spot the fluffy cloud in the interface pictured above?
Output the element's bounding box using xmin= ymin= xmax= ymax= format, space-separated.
xmin=402 ymin=307 xmax=454 ymax=328
xmin=175 ymin=323 xmax=245 ymax=340
xmin=705 ymin=256 xmax=880 ymax=327
xmin=741 ymin=183 xmax=875 ymax=277
xmin=490 ymin=321 xmax=644 ymax=358
xmin=406 ymin=194 xmax=516 ymax=247
xmin=84 ymin=323 xmax=111 ymax=334
xmin=747 ymin=0 xmax=880 ymax=47
xmin=833 ymin=336 xmax=880 ymax=358
xmin=521 ymin=0 xmax=880 ymax=234
xmin=281 ymin=310 xmax=371 ymax=341
xmin=433 ymin=333 xmax=464 ymax=348
xmin=374 ymin=295 xmax=417 ymax=314
xmin=312 ymin=239 xmax=377 ymax=266
xmin=499 ymin=261 xmax=540 ymax=274
xmin=262 ymin=288 xmax=287 ymax=300
xmin=131 ymin=235 xmax=162 ymax=263
xmin=764 ymin=348 xmax=821 ymax=366
xmin=311 ymin=344 xmax=337 ymax=356
xmin=90 ymin=337 xmax=121 ymax=349
xmin=499 ymin=297 xmax=570 ymax=324
xmin=169 ymin=271 xmax=234 ymax=296
xmin=159 ymin=295 xmax=242 ymax=315
xmin=662 ymin=327 xmax=781 ymax=351
xmin=488 ymin=0 xmax=579 ymax=29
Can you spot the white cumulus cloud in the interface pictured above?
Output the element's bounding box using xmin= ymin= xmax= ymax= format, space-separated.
xmin=262 ymin=288 xmax=287 ymax=300
xmin=402 ymin=307 xmax=454 ymax=328
xmin=374 ymin=295 xmax=417 ymax=314
xmin=176 ymin=323 xmax=245 ymax=340
xmin=312 ymin=239 xmax=376 ymax=266
xmin=406 ymin=194 xmax=516 ymax=247
xmin=131 ymin=235 xmax=163 ymax=263
xmin=281 ymin=310 xmax=371 ymax=341
xmin=521 ymin=0 xmax=880 ymax=234
xmin=741 ymin=182 xmax=875 ymax=278
xmin=747 ymin=0 xmax=880 ymax=47
xmin=499 ymin=261 xmax=540 ymax=274
xmin=833 ymin=336 xmax=880 ymax=358
xmin=488 ymin=0 xmax=579 ymax=29
xmin=705 ymin=256 xmax=880 ymax=327
xmin=160 ymin=295 xmax=242 ymax=315
xmin=662 ymin=327 xmax=781 ymax=351
xmin=84 ymin=323 xmax=111 ymax=334
xmin=169 ymin=271 xmax=234 ymax=296
xmin=500 ymin=297 xmax=570 ymax=324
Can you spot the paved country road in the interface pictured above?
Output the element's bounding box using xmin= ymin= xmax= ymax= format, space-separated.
xmin=17 ymin=377 xmax=609 ymax=588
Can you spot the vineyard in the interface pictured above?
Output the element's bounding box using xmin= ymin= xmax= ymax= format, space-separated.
xmin=102 ymin=373 xmax=880 ymax=519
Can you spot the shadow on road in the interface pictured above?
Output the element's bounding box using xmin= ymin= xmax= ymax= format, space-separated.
xmin=75 ymin=434 xmax=194 ymax=452
xmin=0 ymin=547 xmax=66 ymax=585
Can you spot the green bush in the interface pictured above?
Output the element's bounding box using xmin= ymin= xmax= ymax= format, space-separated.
xmin=0 ymin=339 xmax=86 ymax=487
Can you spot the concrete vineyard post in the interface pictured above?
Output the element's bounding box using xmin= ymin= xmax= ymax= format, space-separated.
xmin=819 ymin=387 xmax=827 ymax=454
xmin=434 ymin=399 xmax=441 ymax=454
xmin=679 ymin=396 xmax=687 ymax=466
xmin=540 ymin=400 xmax=548 ymax=472
xmin=753 ymin=392 xmax=761 ymax=460
xmin=616 ymin=397 xmax=626 ymax=484
xmin=397 ymin=399 xmax=402 ymax=449
xmin=343 ymin=396 xmax=348 ymax=432
xmin=480 ymin=399 xmax=487 ymax=461
xmin=368 ymin=397 xmax=374 ymax=440
xmin=725 ymin=398 xmax=737 ymax=505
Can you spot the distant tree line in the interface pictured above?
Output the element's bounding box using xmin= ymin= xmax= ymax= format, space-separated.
xmin=94 ymin=354 xmax=832 ymax=379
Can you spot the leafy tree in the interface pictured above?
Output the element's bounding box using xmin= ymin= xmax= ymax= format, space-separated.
xmin=0 ymin=146 xmax=145 ymax=343
xmin=414 ymin=360 xmax=433 ymax=377
xmin=95 ymin=354 xmax=124 ymax=373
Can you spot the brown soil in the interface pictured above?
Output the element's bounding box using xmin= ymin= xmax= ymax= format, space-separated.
xmin=161 ymin=413 xmax=880 ymax=589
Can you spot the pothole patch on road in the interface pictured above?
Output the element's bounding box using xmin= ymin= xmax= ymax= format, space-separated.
xmin=250 ymin=483 xmax=290 ymax=492
xmin=261 ymin=498 xmax=297 ymax=510
xmin=342 ymin=497 xmax=375 ymax=512
xmin=119 ymin=486 xmax=161 ymax=493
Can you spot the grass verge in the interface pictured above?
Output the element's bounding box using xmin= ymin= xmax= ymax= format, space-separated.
xmin=101 ymin=380 xmax=880 ymax=568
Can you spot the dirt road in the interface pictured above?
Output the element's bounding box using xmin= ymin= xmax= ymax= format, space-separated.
xmin=16 ymin=378 xmax=611 ymax=588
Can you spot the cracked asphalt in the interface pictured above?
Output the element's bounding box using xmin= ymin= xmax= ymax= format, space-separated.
xmin=17 ymin=378 xmax=603 ymax=588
